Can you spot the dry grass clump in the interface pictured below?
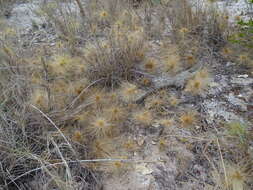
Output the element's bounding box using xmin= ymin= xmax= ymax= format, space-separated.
xmin=168 ymin=95 xmax=180 ymax=107
xmin=1 ymin=0 xmax=252 ymax=189
xmin=179 ymin=111 xmax=197 ymax=127
xmin=157 ymin=0 xmax=230 ymax=60
xmin=162 ymin=54 xmax=181 ymax=74
xmin=185 ymin=68 xmax=211 ymax=95
xmin=119 ymin=82 xmax=142 ymax=103
xmin=105 ymin=105 xmax=127 ymax=122
xmin=211 ymin=160 xmax=253 ymax=190
xmin=143 ymin=58 xmax=159 ymax=73
xmin=84 ymin=27 xmax=147 ymax=85
xmin=145 ymin=95 xmax=164 ymax=111
xmin=89 ymin=116 xmax=111 ymax=137
xmin=30 ymin=88 xmax=49 ymax=110
xmin=157 ymin=118 xmax=173 ymax=128
xmin=133 ymin=108 xmax=153 ymax=126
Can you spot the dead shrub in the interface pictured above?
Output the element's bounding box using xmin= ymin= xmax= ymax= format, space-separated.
xmin=161 ymin=0 xmax=229 ymax=50
xmin=84 ymin=27 xmax=147 ymax=85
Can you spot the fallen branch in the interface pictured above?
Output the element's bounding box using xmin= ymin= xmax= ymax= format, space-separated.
xmin=136 ymin=63 xmax=202 ymax=104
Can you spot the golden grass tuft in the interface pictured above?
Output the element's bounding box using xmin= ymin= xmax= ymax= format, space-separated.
xmin=143 ymin=58 xmax=158 ymax=72
xmin=30 ymin=88 xmax=49 ymax=110
xmin=185 ymin=55 xmax=196 ymax=66
xmin=84 ymin=19 xmax=146 ymax=85
xmin=145 ymin=95 xmax=164 ymax=110
xmin=49 ymin=55 xmax=73 ymax=75
xmin=119 ymin=82 xmax=140 ymax=103
xmin=105 ymin=105 xmax=127 ymax=122
xmin=163 ymin=54 xmax=181 ymax=74
xmin=89 ymin=116 xmax=111 ymax=137
xmin=133 ymin=108 xmax=153 ymax=126
xmin=226 ymin=163 xmax=252 ymax=190
xmin=238 ymin=54 xmax=249 ymax=65
xmin=72 ymin=130 xmax=85 ymax=143
xmin=185 ymin=68 xmax=211 ymax=95
xmin=158 ymin=137 xmax=167 ymax=151
xmin=180 ymin=111 xmax=197 ymax=127
xmin=157 ymin=118 xmax=174 ymax=128
xmin=169 ymin=95 xmax=180 ymax=107
xmin=90 ymin=138 xmax=115 ymax=158
xmin=122 ymin=138 xmax=139 ymax=153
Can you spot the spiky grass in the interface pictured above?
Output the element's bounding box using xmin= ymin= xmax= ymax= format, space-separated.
xmin=157 ymin=118 xmax=174 ymax=128
xmin=143 ymin=58 xmax=158 ymax=72
xmin=179 ymin=111 xmax=197 ymax=127
xmin=226 ymin=162 xmax=252 ymax=190
xmin=119 ymin=82 xmax=140 ymax=103
xmin=49 ymin=55 xmax=73 ymax=75
xmin=84 ymin=17 xmax=146 ymax=85
xmin=89 ymin=116 xmax=111 ymax=137
xmin=145 ymin=95 xmax=164 ymax=111
xmin=90 ymin=138 xmax=115 ymax=158
xmin=30 ymin=88 xmax=49 ymax=110
xmin=133 ymin=108 xmax=153 ymax=126
xmin=185 ymin=68 xmax=211 ymax=95
xmin=105 ymin=104 xmax=127 ymax=122
xmin=163 ymin=54 xmax=181 ymax=74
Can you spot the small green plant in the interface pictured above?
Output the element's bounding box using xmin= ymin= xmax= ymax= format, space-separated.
xmin=229 ymin=19 xmax=253 ymax=48
xmin=229 ymin=0 xmax=253 ymax=49
xmin=227 ymin=121 xmax=248 ymax=144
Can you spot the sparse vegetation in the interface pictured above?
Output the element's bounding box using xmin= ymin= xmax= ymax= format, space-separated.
xmin=0 ymin=0 xmax=252 ymax=189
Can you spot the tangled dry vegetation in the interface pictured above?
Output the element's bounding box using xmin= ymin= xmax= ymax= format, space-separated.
xmin=0 ymin=0 xmax=252 ymax=189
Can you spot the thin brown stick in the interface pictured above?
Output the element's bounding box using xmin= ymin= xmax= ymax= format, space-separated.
xmin=8 ymin=158 xmax=163 ymax=184
xmin=30 ymin=104 xmax=75 ymax=154
xmin=216 ymin=138 xmax=228 ymax=189
xmin=67 ymin=78 xmax=105 ymax=109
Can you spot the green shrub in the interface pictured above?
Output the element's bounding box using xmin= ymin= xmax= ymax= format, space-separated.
xmin=229 ymin=0 xmax=253 ymax=49
xmin=227 ymin=121 xmax=248 ymax=144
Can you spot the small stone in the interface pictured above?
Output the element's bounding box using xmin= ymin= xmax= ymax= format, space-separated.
xmin=237 ymin=74 xmax=248 ymax=78
xmin=135 ymin=163 xmax=153 ymax=175
xmin=195 ymin=126 xmax=201 ymax=130
xmin=209 ymin=82 xmax=219 ymax=87
xmin=151 ymin=140 xmax=157 ymax=145
xmin=226 ymin=62 xmax=236 ymax=66
xmin=137 ymin=138 xmax=145 ymax=146
xmin=231 ymin=77 xmax=253 ymax=85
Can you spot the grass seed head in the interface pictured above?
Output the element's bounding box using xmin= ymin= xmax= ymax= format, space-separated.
xmin=169 ymin=96 xmax=180 ymax=106
xmin=91 ymin=138 xmax=114 ymax=158
xmin=30 ymin=88 xmax=48 ymax=110
xmin=226 ymin=162 xmax=252 ymax=190
xmin=180 ymin=111 xmax=197 ymax=127
xmin=49 ymin=55 xmax=72 ymax=75
xmin=144 ymin=58 xmax=158 ymax=72
xmin=141 ymin=77 xmax=151 ymax=86
xmin=185 ymin=68 xmax=211 ymax=95
xmin=179 ymin=27 xmax=189 ymax=34
xmin=120 ymin=82 xmax=140 ymax=103
xmin=157 ymin=118 xmax=174 ymax=128
xmin=99 ymin=10 xmax=109 ymax=19
xmin=123 ymin=139 xmax=138 ymax=152
xmin=72 ymin=130 xmax=84 ymax=143
xmin=158 ymin=138 xmax=167 ymax=151
xmin=145 ymin=95 xmax=164 ymax=110
xmin=90 ymin=117 xmax=111 ymax=137
xmin=133 ymin=109 xmax=153 ymax=126
xmin=163 ymin=54 xmax=181 ymax=73
xmin=185 ymin=55 xmax=196 ymax=66
xmin=105 ymin=105 xmax=126 ymax=122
